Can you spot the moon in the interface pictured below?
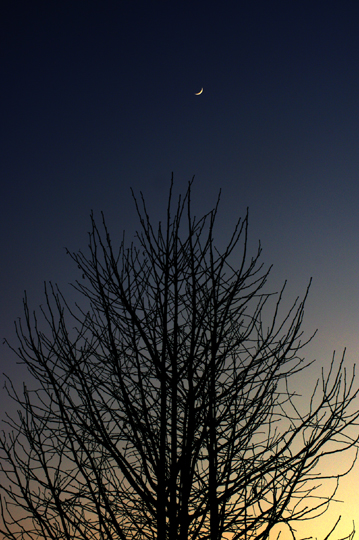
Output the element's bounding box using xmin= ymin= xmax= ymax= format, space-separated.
xmin=195 ymin=88 xmax=203 ymax=95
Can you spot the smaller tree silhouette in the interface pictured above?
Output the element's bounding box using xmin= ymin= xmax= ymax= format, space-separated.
xmin=0 ymin=178 xmax=358 ymax=540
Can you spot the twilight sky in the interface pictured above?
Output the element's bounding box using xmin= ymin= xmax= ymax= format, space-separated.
xmin=1 ymin=2 xmax=359 ymax=537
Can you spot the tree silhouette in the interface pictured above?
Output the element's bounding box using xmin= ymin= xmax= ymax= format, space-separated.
xmin=1 ymin=179 xmax=358 ymax=540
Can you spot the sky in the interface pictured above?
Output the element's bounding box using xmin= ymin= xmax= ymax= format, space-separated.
xmin=1 ymin=1 xmax=359 ymax=538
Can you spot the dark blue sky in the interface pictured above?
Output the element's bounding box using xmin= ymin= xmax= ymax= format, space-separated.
xmin=1 ymin=2 xmax=359 ymax=534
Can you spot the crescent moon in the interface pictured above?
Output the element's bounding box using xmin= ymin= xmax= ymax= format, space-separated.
xmin=195 ymin=88 xmax=203 ymax=95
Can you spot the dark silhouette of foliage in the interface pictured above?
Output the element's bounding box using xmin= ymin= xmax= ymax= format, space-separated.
xmin=1 ymin=179 xmax=358 ymax=540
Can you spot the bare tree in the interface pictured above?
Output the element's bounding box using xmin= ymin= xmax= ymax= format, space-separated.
xmin=1 ymin=179 xmax=358 ymax=540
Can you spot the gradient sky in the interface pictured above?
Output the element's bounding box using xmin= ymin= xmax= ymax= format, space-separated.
xmin=1 ymin=2 xmax=359 ymax=538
